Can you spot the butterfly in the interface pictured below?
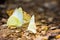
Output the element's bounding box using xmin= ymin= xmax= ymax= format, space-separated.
xmin=7 ymin=7 xmax=24 ymax=28
xmin=27 ymin=15 xmax=36 ymax=33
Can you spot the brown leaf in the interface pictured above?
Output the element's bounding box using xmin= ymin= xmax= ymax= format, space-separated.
xmin=56 ymin=35 xmax=60 ymax=39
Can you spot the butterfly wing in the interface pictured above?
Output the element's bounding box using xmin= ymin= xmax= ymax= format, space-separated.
xmin=27 ymin=15 xmax=36 ymax=33
xmin=7 ymin=7 xmax=24 ymax=27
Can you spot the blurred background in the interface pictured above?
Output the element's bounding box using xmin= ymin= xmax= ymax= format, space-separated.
xmin=0 ymin=0 xmax=60 ymax=40
xmin=0 ymin=0 xmax=60 ymax=24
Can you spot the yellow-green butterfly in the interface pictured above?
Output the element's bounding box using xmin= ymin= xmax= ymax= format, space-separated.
xmin=27 ymin=15 xmax=36 ymax=33
xmin=7 ymin=7 xmax=24 ymax=27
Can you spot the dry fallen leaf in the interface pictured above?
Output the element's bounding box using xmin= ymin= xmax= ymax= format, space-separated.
xmin=56 ymin=35 xmax=60 ymax=39
xmin=23 ymin=11 xmax=31 ymax=23
xmin=41 ymin=25 xmax=48 ymax=31
xmin=6 ymin=9 xmax=14 ymax=16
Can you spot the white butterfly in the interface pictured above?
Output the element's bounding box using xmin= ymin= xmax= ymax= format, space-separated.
xmin=7 ymin=7 xmax=24 ymax=27
xmin=27 ymin=15 xmax=36 ymax=33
